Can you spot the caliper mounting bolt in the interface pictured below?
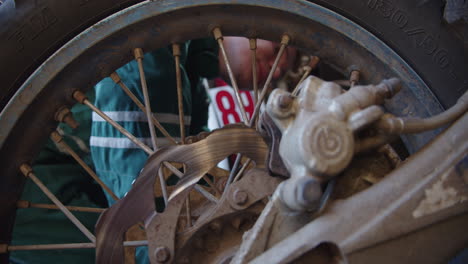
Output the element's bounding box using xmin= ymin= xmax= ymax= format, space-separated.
xmin=233 ymin=189 xmax=248 ymax=205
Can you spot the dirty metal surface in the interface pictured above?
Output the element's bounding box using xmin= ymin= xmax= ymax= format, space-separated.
xmin=347 ymin=212 xmax=468 ymax=264
xmin=250 ymin=113 xmax=468 ymax=264
xmin=173 ymin=168 xmax=281 ymax=263
xmin=94 ymin=127 xmax=267 ymax=263
xmin=233 ymin=82 xmax=405 ymax=262
xmin=332 ymin=147 xmax=398 ymax=200
xmin=0 ymin=0 xmax=448 ymax=258
xmin=258 ymin=112 xmax=289 ymax=178
xmin=267 ymin=76 xmax=402 ymax=183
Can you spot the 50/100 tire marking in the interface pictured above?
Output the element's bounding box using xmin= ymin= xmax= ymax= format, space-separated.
xmin=365 ymin=0 xmax=464 ymax=92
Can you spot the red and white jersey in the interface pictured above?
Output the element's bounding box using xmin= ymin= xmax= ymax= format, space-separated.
xmin=207 ymin=79 xmax=256 ymax=130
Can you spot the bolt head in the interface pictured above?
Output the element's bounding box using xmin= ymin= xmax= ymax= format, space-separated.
xmin=281 ymin=177 xmax=323 ymax=211
xmin=233 ymin=189 xmax=248 ymax=205
xmin=298 ymin=179 xmax=322 ymax=209
xmin=154 ymin=247 xmax=170 ymax=263
xmin=278 ymin=95 xmax=293 ymax=110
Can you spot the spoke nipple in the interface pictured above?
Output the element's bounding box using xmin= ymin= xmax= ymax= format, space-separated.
xmin=73 ymin=91 xmax=88 ymax=104
xmin=309 ymin=56 xmax=320 ymax=70
xmin=249 ymin=38 xmax=257 ymax=50
xmin=233 ymin=189 xmax=248 ymax=206
xmin=50 ymin=131 xmax=64 ymax=143
xmin=110 ymin=72 xmax=121 ymax=83
xmin=0 ymin=244 xmax=8 ymax=253
xmin=16 ymin=200 xmax=31 ymax=209
xmin=134 ymin=48 xmax=144 ymax=60
xmin=55 ymin=107 xmax=79 ymax=129
xmin=349 ymin=70 xmax=360 ymax=87
xmin=20 ymin=164 xmax=33 ymax=178
xmin=63 ymin=114 xmax=79 ymax=129
xmin=280 ymin=34 xmax=290 ymax=45
xmin=212 ymin=27 xmax=223 ymax=41
xmin=154 ymin=246 xmax=170 ymax=263
xmin=380 ymin=78 xmax=402 ymax=98
xmin=172 ymin=43 xmax=181 ymax=56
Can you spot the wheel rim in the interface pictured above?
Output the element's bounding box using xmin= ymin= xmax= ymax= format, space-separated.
xmin=0 ymin=0 xmax=445 ymax=261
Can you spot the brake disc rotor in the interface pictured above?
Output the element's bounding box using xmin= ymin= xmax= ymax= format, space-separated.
xmin=95 ymin=126 xmax=272 ymax=263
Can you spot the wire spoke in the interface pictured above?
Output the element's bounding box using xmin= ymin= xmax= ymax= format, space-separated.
xmin=134 ymin=48 xmax=159 ymax=150
xmin=110 ymin=72 xmax=177 ymax=145
xmin=232 ymin=158 xmax=252 ymax=183
xmin=163 ymin=162 xmax=184 ymax=178
xmin=158 ymin=166 xmax=169 ymax=206
xmin=250 ymin=38 xmax=260 ymax=127
xmin=163 ymin=162 xmax=219 ymax=203
xmin=194 ymin=184 xmax=219 ymax=203
xmin=50 ymin=131 xmax=119 ymax=201
xmin=185 ymin=194 xmax=191 ymax=228
xmin=225 ymin=153 xmax=242 ymax=193
xmin=202 ymin=174 xmax=221 ymax=197
xmin=20 ymin=164 xmax=96 ymax=243
xmin=291 ymin=56 xmax=320 ymax=96
xmin=16 ymin=200 xmax=105 ymax=213
xmin=1 ymin=240 xmax=149 ymax=252
xmin=135 ymin=48 xmax=173 ymax=209
xmin=250 ymin=38 xmax=259 ymax=102
xmin=172 ymin=44 xmax=186 ymax=144
xmin=4 ymin=243 xmax=96 ymax=251
xmin=73 ymin=91 xmax=153 ymax=155
xmin=249 ymin=34 xmax=290 ymax=127
xmin=172 ymin=43 xmax=191 ymax=223
xmin=291 ymin=67 xmax=311 ymax=96
xmin=213 ymin=27 xmax=249 ymax=124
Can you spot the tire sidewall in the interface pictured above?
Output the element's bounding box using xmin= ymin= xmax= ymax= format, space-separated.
xmin=1 ymin=0 xmax=466 ymax=108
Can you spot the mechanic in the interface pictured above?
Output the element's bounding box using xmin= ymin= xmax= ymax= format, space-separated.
xmin=10 ymin=37 xmax=296 ymax=264
xmin=91 ymin=37 xmax=297 ymax=203
xmin=90 ymin=36 xmax=295 ymax=263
